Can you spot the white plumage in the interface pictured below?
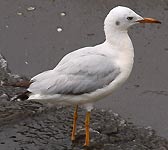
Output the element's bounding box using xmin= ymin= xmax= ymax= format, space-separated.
xmin=27 ymin=6 xmax=159 ymax=111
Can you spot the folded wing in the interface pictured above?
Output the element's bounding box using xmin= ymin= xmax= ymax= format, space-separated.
xmin=28 ymin=50 xmax=120 ymax=95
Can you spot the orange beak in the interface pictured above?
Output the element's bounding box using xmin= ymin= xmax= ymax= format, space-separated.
xmin=136 ymin=18 xmax=161 ymax=24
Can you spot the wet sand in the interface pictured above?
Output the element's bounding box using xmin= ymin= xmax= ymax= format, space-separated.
xmin=0 ymin=0 xmax=168 ymax=141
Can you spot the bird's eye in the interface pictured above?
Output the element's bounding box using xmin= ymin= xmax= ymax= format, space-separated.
xmin=127 ymin=17 xmax=133 ymax=20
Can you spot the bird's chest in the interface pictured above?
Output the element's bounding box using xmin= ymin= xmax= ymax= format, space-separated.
xmin=118 ymin=52 xmax=133 ymax=69
xmin=115 ymin=47 xmax=134 ymax=82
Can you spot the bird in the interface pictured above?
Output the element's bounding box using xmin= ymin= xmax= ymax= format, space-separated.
xmin=6 ymin=6 xmax=161 ymax=146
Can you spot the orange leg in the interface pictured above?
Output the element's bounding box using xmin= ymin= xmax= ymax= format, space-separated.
xmin=71 ymin=105 xmax=78 ymax=141
xmin=84 ymin=111 xmax=91 ymax=146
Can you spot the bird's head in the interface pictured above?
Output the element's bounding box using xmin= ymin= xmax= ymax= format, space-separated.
xmin=104 ymin=6 xmax=161 ymax=31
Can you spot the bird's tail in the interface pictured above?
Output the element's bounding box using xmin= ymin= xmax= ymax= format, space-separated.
xmin=11 ymin=91 xmax=31 ymax=101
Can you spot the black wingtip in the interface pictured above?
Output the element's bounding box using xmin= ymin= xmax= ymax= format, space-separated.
xmin=11 ymin=91 xmax=31 ymax=101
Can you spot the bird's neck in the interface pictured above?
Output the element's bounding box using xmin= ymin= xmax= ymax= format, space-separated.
xmin=105 ymin=28 xmax=128 ymax=45
xmin=104 ymin=28 xmax=134 ymax=61
xmin=104 ymin=28 xmax=134 ymax=53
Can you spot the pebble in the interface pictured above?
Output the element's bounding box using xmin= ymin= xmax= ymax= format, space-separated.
xmin=57 ymin=27 xmax=63 ymax=32
xmin=17 ymin=12 xmax=23 ymax=16
xmin=27 ymin=6 xmax=36 ymax=11
xmin=60 ymin=12 xmax=66 ymax=16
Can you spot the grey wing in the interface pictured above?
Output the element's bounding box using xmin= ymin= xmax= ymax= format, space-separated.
xmin=28 ymin=53 xmax=120 ymax=95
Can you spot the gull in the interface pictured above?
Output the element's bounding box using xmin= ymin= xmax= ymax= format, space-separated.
xmin=8 ymin=6 xmax=160 ymax=146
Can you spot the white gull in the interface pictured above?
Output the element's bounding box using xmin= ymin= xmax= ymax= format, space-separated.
xmin=23 ymin=6 xmax=160 ymax=146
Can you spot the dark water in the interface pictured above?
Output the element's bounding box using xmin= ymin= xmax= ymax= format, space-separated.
xmin=0 ymin=0 xmax=168 ymax=139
